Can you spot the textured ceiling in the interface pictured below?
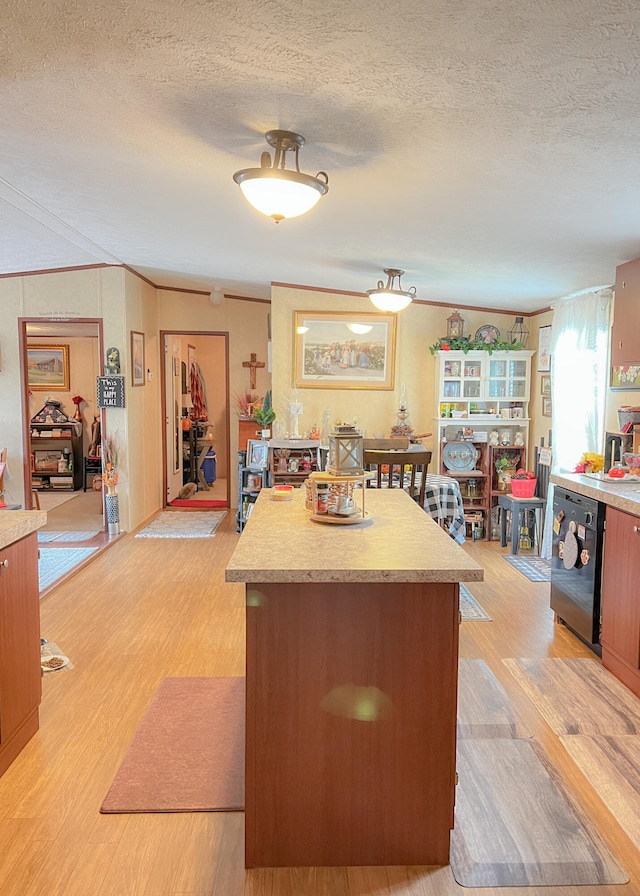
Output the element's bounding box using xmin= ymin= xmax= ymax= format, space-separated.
xmin=2 ymin=0 xmax=640 ymax=312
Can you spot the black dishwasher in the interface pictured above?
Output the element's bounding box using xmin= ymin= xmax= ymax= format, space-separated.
xmin=550 ymin=487 xmax=605 ymax=655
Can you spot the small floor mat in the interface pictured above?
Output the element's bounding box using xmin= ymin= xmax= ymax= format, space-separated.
xmin=503 ymin=656 xmax=640 ymax=735
xmin=135 ymin=510 xmax=226 ymax=538
xmin=460 ymin=583 xmax=491 ymax=621
xmin=451 ymin=738 xmax=628 ymax=887
xmin=38 ymin=530 xmax=101 ymax=542
xmin=38 ymin=547 xmax=98 ymax=591
xmin=503 ymin=554 xmax=551 ymax=582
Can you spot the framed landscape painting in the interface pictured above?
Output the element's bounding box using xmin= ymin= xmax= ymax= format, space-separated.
xmin=130 ymin=331 xmax=145 ymax=386
xmin=27 ymin=345 xmax=70 ymax=391
xmin=294 ymin=311 xmax=397 ymax=390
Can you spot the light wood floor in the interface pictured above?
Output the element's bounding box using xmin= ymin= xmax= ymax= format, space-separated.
xmin=3 ymin=518 xmax=640 ymax=896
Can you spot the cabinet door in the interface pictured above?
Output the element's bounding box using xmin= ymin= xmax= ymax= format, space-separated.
xmin=0 ymin=535 xmax=41 ymax=745
xmin=612 ymin=259 xmax=640 ymax=367
xmin=601 ymin=506 xmax=640 ymax=669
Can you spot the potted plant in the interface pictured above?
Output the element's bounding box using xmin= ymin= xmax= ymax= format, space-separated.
xmin=495 ymin=453 xmax=520 ymax=492
xmin=253 ymin=390 xmax=275 ymax=438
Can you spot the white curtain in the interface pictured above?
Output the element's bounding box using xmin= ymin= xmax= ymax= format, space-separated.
xmin=540 ymin=287 xmax=611 ymax=557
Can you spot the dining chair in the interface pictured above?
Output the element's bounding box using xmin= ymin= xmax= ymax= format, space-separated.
xmin=363 ymin=448 xmax=432 ymax=505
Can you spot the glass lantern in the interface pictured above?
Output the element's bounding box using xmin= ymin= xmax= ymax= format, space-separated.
xmin=328 ymin=424 xmax=364 ymax=475
xmin=447 ymin=310 xmax=465 ymax=340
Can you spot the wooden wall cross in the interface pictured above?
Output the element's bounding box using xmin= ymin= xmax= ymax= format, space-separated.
xmin=242 ymin=353 xmax=265 ymax=390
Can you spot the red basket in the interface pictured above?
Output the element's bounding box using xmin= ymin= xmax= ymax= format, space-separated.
xmin=510 ymin=477 xmax=537 ymax=498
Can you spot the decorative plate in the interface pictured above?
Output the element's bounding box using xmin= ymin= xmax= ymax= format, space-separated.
xmin=475 ymin=325 xmax=501 ymax=345
xmin=442 ymin=442 xmax=478 ymax=472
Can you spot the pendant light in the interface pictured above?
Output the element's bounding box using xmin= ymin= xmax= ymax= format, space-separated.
xmin=367 ymin=268 xmax=416 ymax=313
xmin=233 ymin=130 xmax=329 ymax=223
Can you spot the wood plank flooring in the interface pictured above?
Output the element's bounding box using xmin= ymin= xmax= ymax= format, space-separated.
xmin=2 ymin=519 xmax=640 ymax=895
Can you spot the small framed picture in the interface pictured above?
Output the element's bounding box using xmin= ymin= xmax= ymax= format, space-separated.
xmin=288 ymin=458 xmax=300 ymax=473
xmin=538 ymin=325 xmax=551 ymax=372
xmin=540 ymin=374 xmax=551 ymax=395
xmin=131 ymin=331 xmax=145 ymax=386
xmin=247 ymin=439 xmax=268 ymax=470
xmin=542 ymin=397 xmax=552 ymax=417
xmin=511 ymin=407 xmax=524 ymax=419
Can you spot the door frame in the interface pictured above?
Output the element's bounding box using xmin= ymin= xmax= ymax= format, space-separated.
xmin=159 ymin=329 xmax=231 ymax=508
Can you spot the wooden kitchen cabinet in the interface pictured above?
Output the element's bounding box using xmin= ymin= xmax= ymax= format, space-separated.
xmin=601 ymin=505 xmax=640 ymax=697
xmin=0 ymin=533 xmax=42 ymax=776
xmin=612 ymin=257 xmax=640 ymax=367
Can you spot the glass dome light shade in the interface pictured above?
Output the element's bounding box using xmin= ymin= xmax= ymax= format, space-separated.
xmin=234 ymin=168 xmax=328 ymax=222
xmin=368 ymin=291 xmax=414 ymax=312
xmin=367 ymin=268 xmax=416 ymax=313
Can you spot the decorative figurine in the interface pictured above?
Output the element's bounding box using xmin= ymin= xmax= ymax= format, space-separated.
xmin=105 ymin=347 xmax=121 ymax=374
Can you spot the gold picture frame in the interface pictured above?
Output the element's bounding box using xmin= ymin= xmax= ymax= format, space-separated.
xmin=27 ymin=345 xmax=70 ymax=391
xmin=294 ymin=310 xmax=397 ymax=390
xmin=540 ymin=374 xmax=551 ymax=395
xmin=542 ymin=397 xmax=552 ymax=417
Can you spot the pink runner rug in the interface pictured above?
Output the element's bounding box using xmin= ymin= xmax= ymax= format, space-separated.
xmin=101 ymin=677 xmax=245 ymax=813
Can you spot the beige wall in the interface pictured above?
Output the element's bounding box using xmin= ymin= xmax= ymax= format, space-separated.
xmin=271 ymin=284 xmax=543 ymax=464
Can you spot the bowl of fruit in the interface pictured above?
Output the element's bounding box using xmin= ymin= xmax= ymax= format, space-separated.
xmin=624 ymin=453 xmax=640 ymax=477
xmin=509 ymin=468 xmax=537 ymax=497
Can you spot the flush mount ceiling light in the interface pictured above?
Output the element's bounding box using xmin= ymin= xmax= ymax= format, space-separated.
xmin=233 ymin=129 xmax=329 ymax=223
xmin=367 ymin=268 xmax=416 ymax=313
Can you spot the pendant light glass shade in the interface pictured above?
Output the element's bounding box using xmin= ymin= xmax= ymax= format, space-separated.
xmin=367 ymin=268 xmax=416 ymax=312
xmin=233 ymin=130 xmax=328 ymax=223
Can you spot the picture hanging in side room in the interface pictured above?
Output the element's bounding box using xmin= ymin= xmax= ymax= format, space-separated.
xmin=610 ymin=365 xmax=640 ymax=390
xmin=27 ymin=345 xmax=69 ymax=390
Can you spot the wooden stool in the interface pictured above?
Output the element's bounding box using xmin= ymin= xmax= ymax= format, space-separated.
xmin=498 ymin=493 xmax=545 ymax=555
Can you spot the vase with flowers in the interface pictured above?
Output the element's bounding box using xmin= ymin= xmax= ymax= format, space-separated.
xmin=72 ymin=394 xmax=85 ymax=423
xmin=101 ymin=434 xmax=120 ymax=534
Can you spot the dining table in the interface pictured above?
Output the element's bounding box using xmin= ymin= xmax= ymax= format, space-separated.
xmin=422 ymin=472 xmax=466 ymax=543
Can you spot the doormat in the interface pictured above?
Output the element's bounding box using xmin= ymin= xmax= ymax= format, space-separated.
xmin=503 ymin=554 xmax=551 ymax=582
xmin=135 ymin=510 xmax=226 ymax=538
xmin=560 ymin=734 xmax=640 ymax=854
xmin=38 ymin=530 xmax=101 ymax=542
xmin=457 ymin=659 xmax=520 ymax=739
xmin=39 ymin=547 xmax=98 ymax=591
xmin=503 ymin=657 xmax=640 ymax=735
xmin=460 ymin=583 xmax=491 ymax=621
xmin=168 ymin=498 xmax=227 ymax=508
xmin=450 ymin=738 xmax=628 ymax=887
xmin=101 ymin=677 xmax=245 ymax=813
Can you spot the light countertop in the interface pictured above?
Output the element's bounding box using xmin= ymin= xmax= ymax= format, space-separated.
xmin=0 ymin=510 xmax=47 ymax=550
xmin=226 ymin=488 xmax=483 ymax=584
xmin=551 ymin=472 xmax=640 ymax=516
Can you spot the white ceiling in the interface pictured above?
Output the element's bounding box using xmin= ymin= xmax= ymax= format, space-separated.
xmin=3 ymin=0 xmax=640 ymax=313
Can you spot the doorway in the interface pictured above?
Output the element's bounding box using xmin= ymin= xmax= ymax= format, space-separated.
xmin=161 ymin=330 xmax=230 ymax=508
xmin=19 ymin=318 xmax=106 ymax=547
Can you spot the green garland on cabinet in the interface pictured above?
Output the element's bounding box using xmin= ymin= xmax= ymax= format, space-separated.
xmin=429 ymin=336 xmax=525 ymax=355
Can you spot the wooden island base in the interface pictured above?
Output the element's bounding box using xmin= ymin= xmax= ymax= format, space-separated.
xmin=246 ymin=579 xmax=459 ymax=867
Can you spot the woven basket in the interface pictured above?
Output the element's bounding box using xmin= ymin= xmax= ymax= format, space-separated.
xmin=304 ymin=478 xmax=355 ymax=511
xmin=510 ymin=477 xmax=537 ymax=498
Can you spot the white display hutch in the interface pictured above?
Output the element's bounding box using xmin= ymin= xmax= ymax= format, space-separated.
xmin=433 ymin=350 xmax=534 ymax=539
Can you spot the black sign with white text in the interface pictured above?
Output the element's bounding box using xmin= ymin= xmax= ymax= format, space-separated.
xmin=97 ymin=376 xmax=126 ymax=408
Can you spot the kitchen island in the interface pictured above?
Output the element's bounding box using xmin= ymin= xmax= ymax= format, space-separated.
xmin=226 ymin=488 xmax=483 ymax=868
